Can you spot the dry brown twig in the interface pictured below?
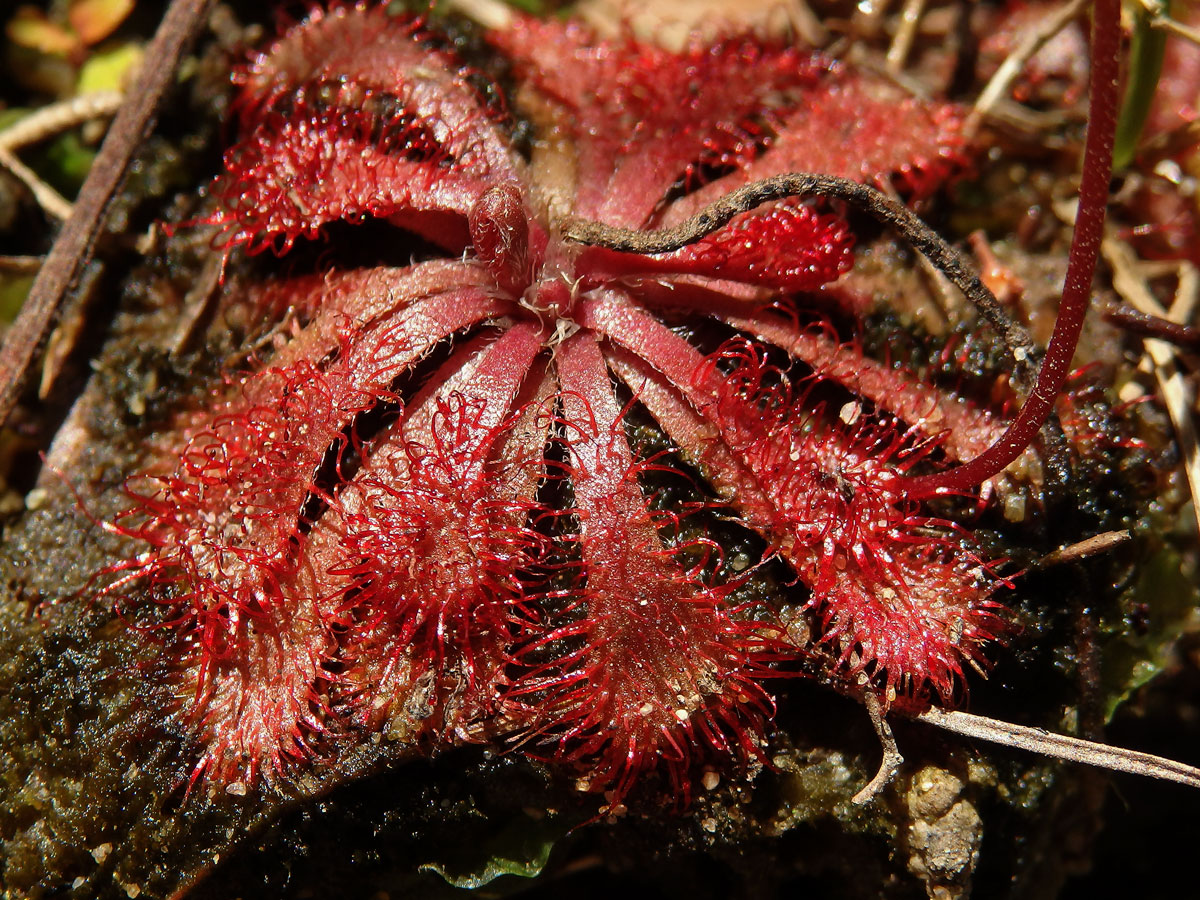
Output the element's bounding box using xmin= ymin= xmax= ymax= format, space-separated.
xmin=0 ymin=91 xmax=125 ymax=222
xmin=916 ymin=708 xmax=1200 ymax=789
xmin=1100 ymin=234 xmax=1200 ymax=541
xmin=1141 ymin=0 xmax=1200 ymax=47
xmin=967 ymin=0 xmax=1090 ymax=137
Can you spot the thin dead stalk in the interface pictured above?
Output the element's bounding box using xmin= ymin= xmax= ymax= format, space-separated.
xmin=563 ymin=172 xmax=1036 ymax=378
xmin=0 ymin=0 xmax=216 ymax=426
xmin=916 ymin=707 xmax=1200 ymax=789
xmin=1102 ymin=236 xmax=1200 ymax=541
xmin=0 ymin=90 xmax=125 ymax=152
xmin=1142 ymin=0 xmax=1200 ymax=47
xmin=0 ymin=91 xmax=125 ymax=223
xmin=885 ymin=0 xmax=927 ymax=74
xmin=852 ymin=689 xmax=905 ymax=804
xmin=967 ymin=0 xmax=1090 ymax=137
xmin=0 ymin=146 xmax=72 ymax=222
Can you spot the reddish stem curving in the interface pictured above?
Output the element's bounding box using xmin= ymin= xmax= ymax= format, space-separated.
xmin=901 ymin=0 xmax=1121 ymax=498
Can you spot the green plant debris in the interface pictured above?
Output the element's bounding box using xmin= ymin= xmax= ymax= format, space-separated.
xmin=1101 ymin=543 xmax=1200 ymax=721
xmin=33 ymin=129 xmax=96 ymax=196
xmin=0 ymin=275 xmax=34 ymax=323
xmin=418 ymin=810 xmax=565 ymax=889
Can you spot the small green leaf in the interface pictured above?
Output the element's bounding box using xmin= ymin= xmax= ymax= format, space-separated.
xmin=76 ymin=42 xmax=142 ymax=93
xmin=418 ymin=811 xmax=562 ymax=889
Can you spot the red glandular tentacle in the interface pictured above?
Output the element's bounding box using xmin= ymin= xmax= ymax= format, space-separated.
xmin=604 ymin=346 xmax=779 ymax=531
xmin=243 ymin=259 xmax=484 ymax=327
xmin=579 ymin=200 xmax=853 ymax=292
xmin=206 ymin=105 xmax=496 ymax=254
xmin=661 ymin=69 xmax=972 ymax=228
xmin=113 ymin=281 xmax=518 ymax=775
xmin=579 ymin=292 xmax=1004 ymax=701
xmin=532 ymin=331 xmax=771 ymax=804
xmin=636 ymin=280 xmax=1011 ymax=465
xmin=237 ymin=6 xmax=518 ymax=178
xmin=488 ymin=15 xmax=827 ymax=228
xmin=330 ymin=323 xmax=545 ymax=738
xmin=211 ymin=6 xmax=522 ymax=255
xmin=579 ymin=291 xmax=782 ymax=511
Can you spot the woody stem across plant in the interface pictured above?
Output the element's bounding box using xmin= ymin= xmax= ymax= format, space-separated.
xmin=564 ymin=0 xmax=1122 ymax=501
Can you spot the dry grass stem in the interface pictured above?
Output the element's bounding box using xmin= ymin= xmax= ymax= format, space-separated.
xmin=1141 ymin=0 xmax=1200 ymax=47
xmin=0 ymin=92 xmax=126 ymax=223
xmin=885 ymin=0 xmax=926 ymax=73
xmin=0 ymin=91 xmax=124 ymax=152
xmin=917 ymin=708 xmax=1200 ymax=788
xmin=1102 ymin=236 xmax=1200 ymax=541
xmin=0 ymin=146 xmax=73 ymax=221
xmin=967 ymin=0 xmax=1090 ymax=136
xmin=782 ymin=0 xmax=828 ymax=46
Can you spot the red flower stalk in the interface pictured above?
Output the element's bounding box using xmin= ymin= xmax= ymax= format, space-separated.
xmin=101 ymin=1 xmax=1056 ymax=799
xmin=901 ymin=0 xmax=1122 ymax=499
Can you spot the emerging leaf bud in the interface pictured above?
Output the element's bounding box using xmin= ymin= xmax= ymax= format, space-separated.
xmin=469 ymin=181 xmax=530 ymax=298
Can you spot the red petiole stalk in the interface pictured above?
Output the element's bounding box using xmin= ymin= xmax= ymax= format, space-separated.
xmin=901 ymin=0 xmax=1121 ymax=499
